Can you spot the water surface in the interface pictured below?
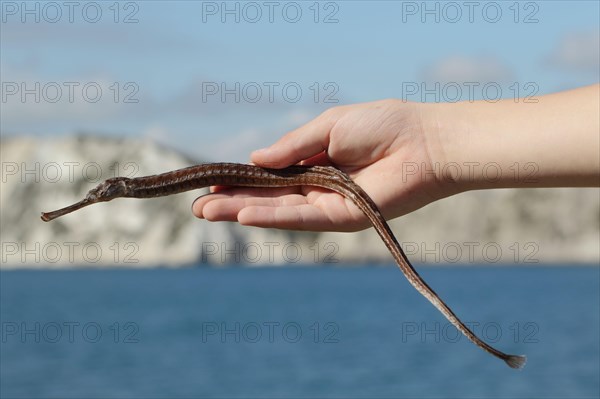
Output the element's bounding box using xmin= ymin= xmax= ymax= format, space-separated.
xmin=1 ymin=266 xmax=598 ymax=398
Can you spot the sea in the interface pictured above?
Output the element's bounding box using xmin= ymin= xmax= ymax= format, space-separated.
xmin=1 ymin=265 xmax=599 ymax=398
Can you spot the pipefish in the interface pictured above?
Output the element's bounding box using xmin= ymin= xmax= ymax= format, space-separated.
xmin=41 ymin=162 xmax=526 ymax=369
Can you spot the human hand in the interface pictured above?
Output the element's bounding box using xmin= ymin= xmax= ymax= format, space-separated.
xmin=192 ymin=99 xmax=452 ymax=231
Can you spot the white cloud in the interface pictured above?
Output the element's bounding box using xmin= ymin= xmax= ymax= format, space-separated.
xmin=0 ymin=60 xmax=161 ymax=135
xmin=421 ymin=56 xmax=514 ymax=84
xmin=546 ymin=30 xmax=600 ymax=73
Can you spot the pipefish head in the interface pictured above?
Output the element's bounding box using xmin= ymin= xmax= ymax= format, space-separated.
xmin=41 ymin=177 xmax=131 ymax=222
xmin=85 ymin=177 xmax=131 ymax=202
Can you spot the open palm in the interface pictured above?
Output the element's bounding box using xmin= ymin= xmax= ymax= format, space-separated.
xmin=192 ymin=100 xmax=446 ymax=232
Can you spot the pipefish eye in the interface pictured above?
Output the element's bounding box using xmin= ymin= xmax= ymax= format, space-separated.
xmin=102 ymin=178 xmax=129 ymax=198
xmin=86 ymin=178 xmax=129 ymax=201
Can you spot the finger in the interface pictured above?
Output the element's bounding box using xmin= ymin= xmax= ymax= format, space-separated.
xmin=237 ymin=204 xmax=338 ymax=231
xmin=200 ymin=198 xmax=244 ymax=222
xmin=251 ymin=110 xmax=338 ymax=168
xmin=300 ymin=151 xmax=333 ymax=167
xmin=195 ymin=194 xmax=308 ymax=221
xmin=192 ymin=187 xmax=304 ymax=218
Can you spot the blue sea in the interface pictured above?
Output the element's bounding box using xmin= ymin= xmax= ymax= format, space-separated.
xmin=1 ymin=266 xmax=599 ymax=398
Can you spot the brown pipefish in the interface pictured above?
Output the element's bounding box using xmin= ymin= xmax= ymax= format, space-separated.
xmin=41 ymin=162 xmax=526 ymax=369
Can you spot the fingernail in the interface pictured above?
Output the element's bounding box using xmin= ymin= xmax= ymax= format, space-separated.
xmin=191 ymin=197 xmax=203 ymax=217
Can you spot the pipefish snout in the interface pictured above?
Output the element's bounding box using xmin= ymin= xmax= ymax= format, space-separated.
xmin=41 ymin=162 xmax=526 ymax=369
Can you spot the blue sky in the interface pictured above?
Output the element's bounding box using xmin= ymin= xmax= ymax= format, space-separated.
xmin=1 ymin=0 xmax=599 ymax=161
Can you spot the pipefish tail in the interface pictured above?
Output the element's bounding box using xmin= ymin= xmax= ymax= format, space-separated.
xmin=41 ymin=162 xmax=526 ymax=369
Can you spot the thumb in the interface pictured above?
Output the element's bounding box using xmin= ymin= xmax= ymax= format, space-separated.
xmin=251 ymin=112 xmax=337 ymax=168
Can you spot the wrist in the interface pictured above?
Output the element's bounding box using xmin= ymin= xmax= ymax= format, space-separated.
xmin=416 ymin=101 xmax=474 ymax=196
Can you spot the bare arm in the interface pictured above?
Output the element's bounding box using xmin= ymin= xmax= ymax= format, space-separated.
xmin=428 ymin=84 xmax=600 ymax=191
xmin=192 ymin=84 xmax=600 ymax=230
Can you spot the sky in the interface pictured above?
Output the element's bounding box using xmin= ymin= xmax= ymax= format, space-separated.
xmin=1 ymin=0 xmax=599 ymax=161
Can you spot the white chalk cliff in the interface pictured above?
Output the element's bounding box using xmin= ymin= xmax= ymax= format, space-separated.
xmin=1 ymin=135 xmax=598 ymax=268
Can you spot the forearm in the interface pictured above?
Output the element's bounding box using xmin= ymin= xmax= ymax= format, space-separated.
xmin=424 ymin=84 xmax=600 ymax=192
